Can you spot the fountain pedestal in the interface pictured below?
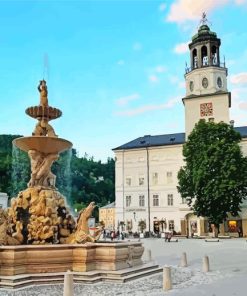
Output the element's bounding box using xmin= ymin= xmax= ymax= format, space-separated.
xmin=0 ymin=242 xmax=144 ymax=276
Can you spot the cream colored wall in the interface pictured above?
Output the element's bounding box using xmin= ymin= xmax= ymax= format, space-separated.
xmin=184 ymin=93 xmax=230 ymax=137
xmin=185 ymin=67 xmax=227 ymax=97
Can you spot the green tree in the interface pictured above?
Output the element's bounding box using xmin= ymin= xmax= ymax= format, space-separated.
xmin=177 ymin=120 xmax=247 ymax=237
xmin=0 ymin=135 xmax=29 ymax=197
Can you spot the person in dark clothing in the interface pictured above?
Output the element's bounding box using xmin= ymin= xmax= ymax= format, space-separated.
xmin=238 ymin=226 xmax=243 ymax=238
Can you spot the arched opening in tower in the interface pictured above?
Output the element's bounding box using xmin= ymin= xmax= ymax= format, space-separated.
xmin=192 ymin=48 xmax=198 ymax=69
xmin=201 ymin=46 xmax=208 ymax=66
xmin=211 ymin=45 xmax=218 ymax=66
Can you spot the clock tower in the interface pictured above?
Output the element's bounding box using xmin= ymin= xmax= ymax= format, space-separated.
xmin=183 ymin=14 xmax=231 ymax=138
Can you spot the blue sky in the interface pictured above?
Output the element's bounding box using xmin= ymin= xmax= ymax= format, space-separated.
xmin=0 ymin=0 xmax=247 ymax=161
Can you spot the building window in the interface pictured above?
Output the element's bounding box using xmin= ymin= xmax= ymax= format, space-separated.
xmin=139 ymin=177 xmax=144 ymax=186
xmin=168 ymin=194 xmax=173 ymax=206
xmin=139 ymin=195 xmax=145 ymax=207
xmin=181 ymin=197 xmax=187 ymax=204
xmin=153 ymin=195 xmax=159 ymax=207
xmin=208 ymin=117 xmax=214 ymax=122
xmin=126 ymin=196 xmax=131 ymax=207
xmin=152 ymin=173 xmax=158 ymax=185
xmin=168 ymin=220 xmax=175 ymax=231
xmin=167 ymin=171 xmax=173 ymax=183
xmin=126 ymin=177 xmax=131 ymax=186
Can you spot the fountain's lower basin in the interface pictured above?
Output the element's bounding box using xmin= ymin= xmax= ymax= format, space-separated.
xmin=13 ymin=136 xmax=72 ymax=154
xmin=0 ymin=242 xmax=144 ymax=276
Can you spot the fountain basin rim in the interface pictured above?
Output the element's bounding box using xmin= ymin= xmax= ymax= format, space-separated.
xmin=13 ymin=136 xmax=72 ymax=154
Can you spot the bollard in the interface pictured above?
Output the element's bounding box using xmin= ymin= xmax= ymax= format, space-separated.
xmin=180 ymin=252 xmax=188 ymax=267
xmin=63 ymin=270 xmax=74 ymax=296
xmin=163 ymin=266 xmax=172 ymax=291
xmin=202 ymin=255 xmax=210 ymax=272
xmin=147 ymin=249 xmax=152 ymax=262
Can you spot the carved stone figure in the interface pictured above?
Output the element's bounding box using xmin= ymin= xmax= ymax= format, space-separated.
xmin=38 ymin=80 xmax=48 ymax=107
xmin=0 ymin=209 xmax=20 ymax=245
xmin=66 ymin=202 xmax=102 ymax=244
xmin=28 ymin=150 xmax=58 ymax=188
xmin=32 ymin=119 xmax=57 ymax=137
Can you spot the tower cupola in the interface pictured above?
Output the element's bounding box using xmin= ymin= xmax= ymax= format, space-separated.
xmin=189 ymin=24 xmax=221 ymax=69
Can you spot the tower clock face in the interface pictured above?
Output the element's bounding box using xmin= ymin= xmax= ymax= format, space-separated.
xmin=217 ymin=77 xmax=222 ymax=88
xmin=189 ymin=81 xmax=194 ymax=91
xmin=202 ymin=77 xmax=208 ymax=88
xmin=200 ymin=102 xmax=213 ymax=117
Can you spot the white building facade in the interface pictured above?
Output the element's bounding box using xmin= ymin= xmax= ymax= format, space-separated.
xmin=113 ymin=22 xmax=247 ymax=237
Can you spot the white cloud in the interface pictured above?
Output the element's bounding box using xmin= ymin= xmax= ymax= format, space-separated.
xmin=115 ymin=93 xmax=140 ymax=106
xmin=174 ymin=42 xmax=189 ymax=54
xmin=149 ymin=75 xmax=159 ymax=83
xmin=117 ymin=60 xmax=125 ymax=66
xmin=239 ymin=102 xmax=247 ymax=110
xmin=155 ymin=65 xmax=167 ymax=73
xmin=133 ymin=42 xmax=142 ymax=51
xmin=230 ymin=72 xmax=247 ymax=85
xmin=115 ymin=97 xmax=180 ymax=117
xmin=235 ymin=0 xmax=247 ymax=5
xmin=169 ymin=75 xmax=179 ymax=84
xmin=166 ymin=0 xmax=229 ymax=23
xmin=159 ymin=3 xmax=167 ymax=11
xmin=179 ymin=81 xmax=186 ymax=89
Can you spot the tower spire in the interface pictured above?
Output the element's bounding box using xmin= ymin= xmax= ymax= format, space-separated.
xmin=199 ymin=12 xmax=211 ymax=27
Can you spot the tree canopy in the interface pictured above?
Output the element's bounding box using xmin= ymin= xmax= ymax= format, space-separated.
xmin=0 ymin=135 xmax=115 ymax=218
xmin=177 ymin=120 xmax=247 ymax=228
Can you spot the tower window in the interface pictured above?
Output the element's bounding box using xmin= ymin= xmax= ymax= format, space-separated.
xmin=192 ymin=48 xmax=198 ymax=69
xmin=211 ymin=45 xmax=218 ymax=65
xmin=201 ymin=46 xmax=208 ymax=66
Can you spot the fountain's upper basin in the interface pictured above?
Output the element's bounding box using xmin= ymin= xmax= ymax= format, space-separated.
xmin=13 ymin=136 xmax=72 ymax=154
xmin=25 ymin=106 xmax=62 ymax=121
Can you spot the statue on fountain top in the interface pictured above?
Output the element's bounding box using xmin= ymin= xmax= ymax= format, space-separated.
xmin=38 ymin=80 xmax=48 ymax=107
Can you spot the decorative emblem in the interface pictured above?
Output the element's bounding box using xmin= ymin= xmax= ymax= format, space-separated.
xmin=200 ymin=102 xmax=213 ymax=117
xmin=202 ymin=77 xmax=208 ymax=88
xmin=217 ymin=77 xmax=222 ymax=88
xmin=190 ymin=81 xmax=194 ymax=92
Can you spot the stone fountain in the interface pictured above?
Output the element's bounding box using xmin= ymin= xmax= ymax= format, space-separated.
xmin=0 ymin=81 xmax=151 ymax=288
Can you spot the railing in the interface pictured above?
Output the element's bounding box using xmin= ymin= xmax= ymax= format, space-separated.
xmin=185 ymin=62 xmax=227 ymax=74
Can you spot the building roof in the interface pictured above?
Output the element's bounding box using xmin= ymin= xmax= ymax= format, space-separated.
xmin=191 ymin=24 xmax=218 ymax=43
xmin=113 ymin=126 xmax=247 ymax=151
xmin=113 ymin=132 xmax=185 ymax=151
xmin=100 ymin=202 xmax=115 ymax=209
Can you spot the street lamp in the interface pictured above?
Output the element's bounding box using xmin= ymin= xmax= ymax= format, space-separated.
xmin=133 ymin=211 xmax=136 ymax=221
